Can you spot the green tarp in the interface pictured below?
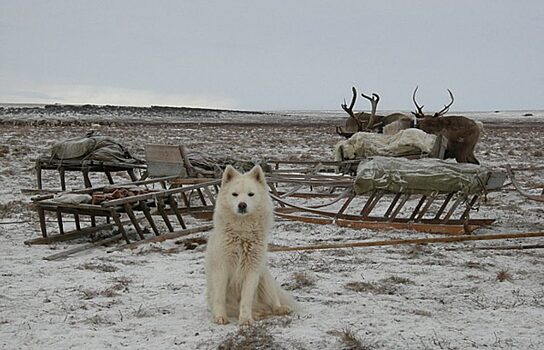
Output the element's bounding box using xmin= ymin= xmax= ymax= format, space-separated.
xmin=354 ymin=157 xmax=492 ymax=195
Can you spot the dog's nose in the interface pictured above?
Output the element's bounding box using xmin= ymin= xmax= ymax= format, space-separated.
xmin=238 ymin=202 xmax=247 ymax=212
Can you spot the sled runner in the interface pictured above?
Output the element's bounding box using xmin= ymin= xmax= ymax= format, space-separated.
xmin=506 ymin=164 xmax=544 ymax=202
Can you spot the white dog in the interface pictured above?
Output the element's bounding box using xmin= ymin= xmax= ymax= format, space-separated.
xmin=205 ymin=165 xmax=295 ymax=325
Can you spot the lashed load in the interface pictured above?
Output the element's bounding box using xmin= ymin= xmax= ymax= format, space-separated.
xmin=354 ymin=157 xmax=492 ymax=195
xmin=334 ymin=129 xmax=437 ymax=160
xmin=48 ymin=187 xmax=157 ymax=205
xmin=50 ymin=135 xmax=141 ymax=163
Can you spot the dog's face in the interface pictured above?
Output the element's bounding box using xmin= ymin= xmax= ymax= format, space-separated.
xmin=220 ymin=165 xmax=267 ymax=216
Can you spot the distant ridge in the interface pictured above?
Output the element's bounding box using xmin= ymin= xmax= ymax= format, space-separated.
xmin=0 ymin=103 xmax=268 ymax=115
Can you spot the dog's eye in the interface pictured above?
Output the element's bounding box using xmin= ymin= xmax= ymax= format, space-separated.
xmin=232 ymin=193 xmax=238 ymax=197
xmin=248 ymin=192 xmax=254 ymax=197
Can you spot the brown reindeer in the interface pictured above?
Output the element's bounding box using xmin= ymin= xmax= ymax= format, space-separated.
xmin=336 ymin=87 xmax=408 ymax=138
xmin=412 ymin=87 xmax=481 ymax=164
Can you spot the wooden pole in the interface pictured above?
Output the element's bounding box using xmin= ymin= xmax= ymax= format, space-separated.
xmin=446 ymin=244 xmax=544 ymax=251
xmin=43 ymin=234 xmax=124 ymax=261
xmin=268 ymin=231 xmax=544 ymax=252
xmin=109 ymin=224 xmax=213 ymax=252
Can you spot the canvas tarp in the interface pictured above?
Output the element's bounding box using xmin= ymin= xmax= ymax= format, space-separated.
xmin=334 ymin=128 xmax=437 ymax=161
xmin=354 ymin=157 xmax=492 ymax=195
xmin=50 ymin=135 xmax=140 ymax=163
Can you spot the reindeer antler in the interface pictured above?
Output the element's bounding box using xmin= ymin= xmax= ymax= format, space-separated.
xmin=361 ymin=92 xmax=380 ymax=129
xmin=433 ymin=89 xmax=454 ymax=117
xmin=412 ymin=86 xmax=425 ymax=118
xmin=341 ymin=87 xmax=362 ymax=130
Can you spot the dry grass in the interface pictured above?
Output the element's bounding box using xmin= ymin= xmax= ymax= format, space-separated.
xmin=496 ymin=269 xmax=512 ymax=282
xmin=0 ymin=201 xmax=32 ymax=218
xmin=345 ymin=275 xmax=414 ymax=295
xmin=84 ymin=314 xmax=115 ymax=326
xmin=285 ymin=271 xmax=316 ymax=290
xmin=79 ymin=282 xmax=128 ymax=299
xmin=328 ymin=328 xmax=375 ymax=350
xmin=217 ymin=322 xmax=284 ymax=350
xmin=345 ymin=281 xmax=394 ymax=295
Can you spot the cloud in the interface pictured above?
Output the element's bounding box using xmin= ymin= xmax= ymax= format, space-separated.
xmin=0 ymin=83 xmax=238 ymax=109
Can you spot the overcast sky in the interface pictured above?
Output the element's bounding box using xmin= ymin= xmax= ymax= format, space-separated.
xmin=1 ymin=1 xmax=543 ymax=111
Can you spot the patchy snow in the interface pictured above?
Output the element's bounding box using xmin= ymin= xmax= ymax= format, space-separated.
xmin=0 ymin=107 xmax=543 ymax=349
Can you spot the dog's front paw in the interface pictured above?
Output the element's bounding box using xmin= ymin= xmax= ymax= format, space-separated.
xmin=214 ymin=315 xmax=229 ymax=325
xmin=238 ymin=315 xmax=255 ymax=326
xmin=272 ymin=305 xmax=292 ymax=316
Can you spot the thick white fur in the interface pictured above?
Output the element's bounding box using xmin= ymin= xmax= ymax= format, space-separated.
xmin=205 ymin=165 xmax=295 ymax=325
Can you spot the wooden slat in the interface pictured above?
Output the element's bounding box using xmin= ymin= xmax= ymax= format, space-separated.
xmin=269 ymin=231 xmax=544 ymax=252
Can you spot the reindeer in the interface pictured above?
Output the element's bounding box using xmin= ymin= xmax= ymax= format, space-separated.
xmin=412 ymin=87 xmax=481 ymax=164
xmin=336 ymin=87 xmax=410 ymax=138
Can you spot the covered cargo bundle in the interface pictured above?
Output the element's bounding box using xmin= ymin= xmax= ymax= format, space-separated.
xmin=50 ymin=135 xmax=141 ymax=164
xmin=354 ymin=157 xmax=492 ymax=195
xmin=334 ymin=129 xmax=437 ymax=161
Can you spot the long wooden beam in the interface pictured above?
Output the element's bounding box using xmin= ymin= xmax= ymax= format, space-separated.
xmin=269 ymin=231 xmax=544 ymax=252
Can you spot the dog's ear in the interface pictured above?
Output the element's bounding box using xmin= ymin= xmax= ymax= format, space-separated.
xmin=222 ymin=165 xmax=239 ymax=185
xmin=247 ymin=165 xmax=266 ymax=186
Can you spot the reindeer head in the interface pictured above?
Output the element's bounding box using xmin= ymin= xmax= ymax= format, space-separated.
xmin=412 ymin=87 xmax=455 ymax=119
xmin=412 ymin=87 xmax=455 ymax=133
xmin=411 ymin=87 xmax=480 ymax=164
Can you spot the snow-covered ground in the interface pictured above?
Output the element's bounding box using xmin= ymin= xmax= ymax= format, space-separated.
xmin=1 ymin=107 xmax=543 ymax=349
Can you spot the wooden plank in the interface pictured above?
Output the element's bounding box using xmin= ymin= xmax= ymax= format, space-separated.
xmin=100 ymin=180 xmax=220 ymax=207
xmin=168 ymin=195 xmax=187 ymax=230
xmin=25 ymin=222 xmax=115 ymax=245
xmin=123 ymin=203 xmax=145 ymax=240
xmin=43 ymin=234 xmax=124 ymax=261
xmin=388 ymin=193 xmax=410 ymax=221
xmin=336 ymin=218 xmax=475 ymax=235
xmin=109 ymin=209 xmax=130 ymax=244
xmin=274 ymin=212 xmax=491 ymax=235
xmin=31 ymin=175 xmax=181 ymax=202
xmin=269 ymin=231 xmax=544 ymax=252
xmin=139 ymin=200 xmax=160 ymax=236
xmin=109 ymin=224 xmax=213 ymax=252
xmin=156 ymin=196 xmax=174 ymax=232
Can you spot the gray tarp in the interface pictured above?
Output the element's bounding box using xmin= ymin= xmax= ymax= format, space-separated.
xmin=354 ymin=157 xmax=492 ymax=195
xmin=50 ymin=135 xmax=140 ymax=163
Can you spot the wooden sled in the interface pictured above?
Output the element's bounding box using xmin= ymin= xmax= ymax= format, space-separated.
xmin=28 ymin=176 xmax=219 ymax=246
xmin=270 ymin=171 xmax=506 ymax=235
xmin=36 ymin=157 xmax=145 ymax=190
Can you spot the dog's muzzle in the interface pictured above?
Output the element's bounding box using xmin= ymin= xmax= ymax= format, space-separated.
xmin=237 ymin=202 xmax=247 ymax=214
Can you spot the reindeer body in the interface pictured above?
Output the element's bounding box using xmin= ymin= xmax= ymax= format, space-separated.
xmin=417 ymin=115 xmax=480 ymax=164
